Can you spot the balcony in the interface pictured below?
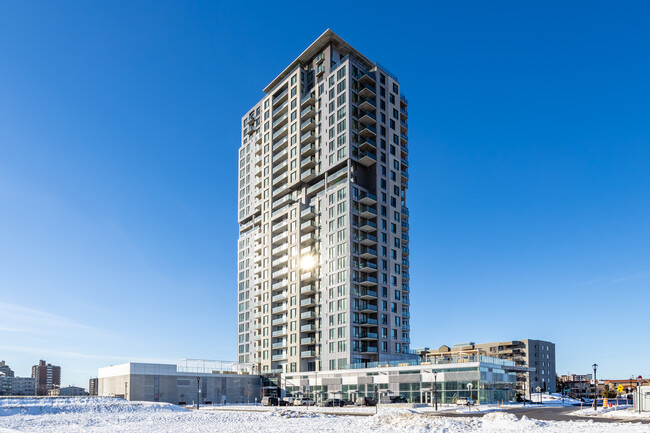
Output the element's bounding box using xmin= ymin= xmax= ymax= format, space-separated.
xmin=300 ymin=271 xmax=316 ymax=282
xmin=301 ymin=143 xmax=316 ymax=157
xmin=273 ymin=88 xmax=289 ymax=107
xmin=300 ymin=206 xmax=316 ymax=219
xmin=272 ymin=113 xmax=288 ymax=129
xmin=271 ymin=219 xmax=288 ymax=234
xmin=272 ymin=171 xmax=288 ymax=186
xmin=300 ymin=105 xmax=316 ymax=120
xmin=301 ymin=220 xmax=317 ymax=232
xmin=358 ymin=97 xmax=376 ymax=112
xmin=359 ymin=124 xmax=377 ymax=139
xmin=271 ymin=315 xmax=288 ymax=325
xmin=357 ymin=206 xmax=377 ymax=219
xmin=400 ymin=107 xmax=408 ymax=119
xmin=301 ymin=350 xmax=317 ymax=358
xmin=301 ymin=311 xmax=316 ymax=319
xmin=356 ymin=288 xmax=377 ymax=300
xmin=359 ymin=219 xmax=377 ymax=232
xmin=301 ymin=337 xmax=316 ymax=345
xmin=271 ymin=160 xmax=288 ymax=175
xmin=272 ymin=102 xmax=288 ymax=121
xmin=301 ymin=168 xmax=316 ymax=182
xmin=271 ymin=328 xmax=287 ymax=337
xmin=401 ymin=169 xmax=409 ymax=180
xmin=272 ymin=136 xmax=288 ymax=152
xmin=301 ymin=324 xmax=316 ymax=332
xmin=401 ymin=221 xmax=410 ymax=230
xmin=300 ymin=297 xmax=316 ymax=307
xmin=358 ymin=191 xmax=377 ymax=206
xmin=272 ymin=125 xmax=288 ymax=141
xmin=360 ymin=346 xmax=378 ymax=354
xmin=401 ymin=157 xmax=409 ymax=167
xmin=301 ymin=130 xmax=316 ymax=144
xmin=300 ymin=285 xmax=316 ymax=295
xmin=301 ymin=92 xmax=315 ymax=107
xmin=400 ymin=119 xmax=408 ymax=133
xmin=300 ymin=233 xmax=317 ymax=246
xmin=358 ymin=111 xmax=376 ymax=126
xmin=272 ymin=340 xmax=287 ymax=349
xmin=272 ymin=148 xmax=288 ymax=164
xmin=358 ymin=71 xmax=376 ymax=86
xmin=358 ymin=83 xmax=376 ymax=98
xmin=300 ymin=156 xmax=316 ymax=169
xmin=359 ymin=137 xmax=376 ymax=152
xmin=358 ymin=275 xmax=378 ymax=286
xmin=315 ymin=52 xmax=325 ymax=64
xmin=271 ymin=304 xmax=287 ymax=314
xmin=400 ymin=132 xmax=408 ymax=144
xmin=300 ymin=118 xmax=316 ymax=132
xmin=359 ymin=317 xmax=378 ymax=327
xmin=316 ymin=64 xmax=324 ymax=76
xmin=359 ymin=247 xmax=377 ymax=259
xmin=359 ymin=261 xmax=378 ymax=273
xmin=271 ymin=291 xmax=288 ymax=302
xmin=359 ymin=331 xmax=378 ymax=340
xmin=271 ymin=353 xmax=288 ymax=361
xmin=271 ymin=280 xmax=287 ymax=290
xmin=359 ymin=303 xmax=378 ymax=313
xmin=357 ymin=150 xmax=376 ymax=167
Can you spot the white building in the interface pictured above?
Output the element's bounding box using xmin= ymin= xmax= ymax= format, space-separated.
xmin=237 ymin=29 xmax=412 ymax=375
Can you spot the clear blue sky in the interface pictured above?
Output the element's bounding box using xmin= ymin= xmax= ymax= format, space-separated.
xmin=1 ymin=1 xmax=649 ymax=387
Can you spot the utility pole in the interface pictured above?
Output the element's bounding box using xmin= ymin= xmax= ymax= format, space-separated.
xmin=592 ymin=364 xmax=598 ymax=411
xmin=434 ymin=371 xmax=438 ymax=411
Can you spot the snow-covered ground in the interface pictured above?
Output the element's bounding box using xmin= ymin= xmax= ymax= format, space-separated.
xmin=572 ymin=405 xmax=650 ymax=420
xmin=1 ymin=397 xmax=648 ymax=432
xmin=529 ymin=393 xmax=582 ymax=405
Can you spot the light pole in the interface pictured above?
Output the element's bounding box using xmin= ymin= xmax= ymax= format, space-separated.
xmin=536 ymin=386 xmax=542 ymax=404
xmin=592 ymin=364 xmax=598 ymax=411
xmin=196 ymin=377 xmax=201 ymax=410
xmin=433 ymin=371 xmax=438 ymax=411
xmin=466 ymin=383 xmax=473 ymax=412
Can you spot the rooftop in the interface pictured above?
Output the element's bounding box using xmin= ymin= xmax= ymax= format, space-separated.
xmin=263 ymin=29 xmax=374 ymax=94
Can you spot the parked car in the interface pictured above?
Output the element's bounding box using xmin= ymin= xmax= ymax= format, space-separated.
xmin=356 ymin=396 xmax=377 ymax=406
xmin=319 ymin=398 xmax=345 ymax=407
xmin=261 ymin=397 xmax=290 ymax=406
xmin=456 ymin=397 xmax=474 ymax=406
xmin=293 ymin=398 xmax=315 ymax=406
xmin=389 ymin=396 xmax=408 ymax=403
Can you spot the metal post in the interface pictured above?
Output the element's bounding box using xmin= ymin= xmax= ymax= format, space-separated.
xmin=124 ymin=382 xmax=127 ymax=401
xmin=197 ymin=377 xmax=200 ymax=410
xmin=434 ymin=371 xmax=438 ymax=411
xmin=592 ymin=364 xmax=598 ymax=411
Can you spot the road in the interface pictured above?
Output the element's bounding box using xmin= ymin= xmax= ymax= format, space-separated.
xmin=429 ymin=406 xmax=650 ymax=424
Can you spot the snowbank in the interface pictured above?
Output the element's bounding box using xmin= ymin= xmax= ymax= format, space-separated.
xmin=0 ymin=397 xmax=648 ymax=432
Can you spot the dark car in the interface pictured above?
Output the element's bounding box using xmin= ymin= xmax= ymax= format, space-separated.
xmin=389 ymin=396 xmax=408 ymax=403
xmin=319 ymin=398 xmax=345 ymax=407
xmin=356 ymin=396 xmax=377 ymax=406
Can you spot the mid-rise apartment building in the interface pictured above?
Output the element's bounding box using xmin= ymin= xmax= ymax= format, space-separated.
xmin=31 ymin=360 xmax=61 ymax=396
xmin=237 ymin=30 xmax=412 ymax=374
xmin=420 ymin=339 xmax=556 ymax=399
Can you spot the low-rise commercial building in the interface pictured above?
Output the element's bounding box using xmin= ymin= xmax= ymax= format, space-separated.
xmin=98 ymin=360 xmax=262 ymax=405
xmin=49 ymin=386 xmax=88 ymax=396
xmin=282 ymin=355 xmax=521 ymax=404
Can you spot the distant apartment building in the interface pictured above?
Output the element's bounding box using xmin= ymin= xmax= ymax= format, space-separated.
xmin=0 ymin=360 xmax=14 ymax=378
xmin=419 ymin=339 xmax=556 ymax=399
xmin=31 ymin=360 xmax=61 ymax=396
xmin=89 ymin=378 xmax=99 ymax=396
xmin=0 ymin=360 xmax=36 ymax=396
xmin=237 ymin=29 xmax=412 ymax=375
xmin=0 ymin=376 xmax=36 ymax=396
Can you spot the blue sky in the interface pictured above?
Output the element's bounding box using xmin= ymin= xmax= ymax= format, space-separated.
xmin=1 ymin=1 xmax=649 ymax=387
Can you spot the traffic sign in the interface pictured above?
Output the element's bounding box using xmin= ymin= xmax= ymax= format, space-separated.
xmin=617 ymin=385 xmax=624 ymax=393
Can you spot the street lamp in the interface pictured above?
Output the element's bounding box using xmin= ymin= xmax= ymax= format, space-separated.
xmin=433 ymin=371 xmax=438 ymax=411
xmin=536 ymin=386 xmax=542 ymax=405
xmin=466 ymin=383 xmax=473 ymax=412
xmin=592 ymin=364 xmax=598 ymax=411
xmin=196 ymin=377 xmax=201 ymax=410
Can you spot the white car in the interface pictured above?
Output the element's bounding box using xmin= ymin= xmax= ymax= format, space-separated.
xmin=293 ymin=398 xmax=315 ymax=406
xmin=456 ymin=397 xmax=474 ymax=406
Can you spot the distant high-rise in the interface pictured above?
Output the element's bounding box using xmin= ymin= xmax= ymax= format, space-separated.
xmin=31 ymin=360 xmax=61 ymax=395
xmin=0 ymin=360 xmax=14 ymax=378
xmin=237 ymin=30 xmax=412 ymax=374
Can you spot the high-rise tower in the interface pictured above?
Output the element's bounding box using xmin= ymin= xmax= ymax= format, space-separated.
xmin=237 ymin=30 xmax=411 ymax=373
